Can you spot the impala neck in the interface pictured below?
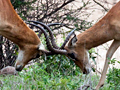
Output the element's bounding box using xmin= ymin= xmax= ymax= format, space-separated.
xmin=0 ymin=23 xmax=41 ymax=48
xmin=0 ymin=0 xmax=40 ymax=48
xmin=77 ymin=19 xmax=116 ymax=50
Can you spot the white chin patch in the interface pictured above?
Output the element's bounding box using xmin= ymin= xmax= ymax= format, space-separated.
xmin=38 ymin=43 xmax=45 ymax=51
xmin=17 ymin=50 xmax=24 ymax=62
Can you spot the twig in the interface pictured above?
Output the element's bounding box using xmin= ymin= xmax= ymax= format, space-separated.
xmin=92 ymin=65 xmax=102 ymax=75
xmin=0 ymin=80 xmax=3 ymax=87
xmin=78 ymin=84 xmax=95 ymax=90
xmin=93 ymin=0 xmax=108 ymax=11
xmin=39 ymin=0 xmax=75 ymax=21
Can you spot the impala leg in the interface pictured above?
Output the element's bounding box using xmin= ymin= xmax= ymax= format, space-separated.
xmin=96 ymin=40 xmax=120 ymax=90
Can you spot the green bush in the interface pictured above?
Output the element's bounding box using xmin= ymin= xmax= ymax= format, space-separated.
xmin=39 ymin=54 xmax=80 ymax=76
xmin=0 ymin=63 xmax=83 ymax=90
xmin=106 ymin=58 xmax=120 ymax=90
xmin=107 ymin=68 xmax=120 ymax=90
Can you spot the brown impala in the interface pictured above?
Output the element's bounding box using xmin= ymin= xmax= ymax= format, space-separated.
xmin=0 ymin=0 xmax=47 ymax=71
xmin=64 ymin=1 xmax=120 ymax=90
xmin=0 ymin=0 xmax=74 ymax=72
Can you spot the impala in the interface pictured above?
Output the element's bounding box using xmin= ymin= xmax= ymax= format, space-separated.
xmin=64 ymin=1 xmax=120 ymax=89
xmin=0 ymin=0 xmax=47 ymax=71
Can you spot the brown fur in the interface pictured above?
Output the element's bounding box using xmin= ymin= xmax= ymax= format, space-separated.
xmin=65 ymin=1 xmax=120 ymax=89
xmin=0 ymin=0 xmax=45 ymax=71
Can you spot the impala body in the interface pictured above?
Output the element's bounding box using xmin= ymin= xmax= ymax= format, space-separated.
xmin=0 ymin=0 xmax=45 ymax=71
xmin=64 ymin=1 xmax=120 ymax=89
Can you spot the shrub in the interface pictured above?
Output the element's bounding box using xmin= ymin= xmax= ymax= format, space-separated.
xmin=107 ymin=68 xmax=120 ymax=90
xmin=107 ymin=58 xmax=120 ymax=90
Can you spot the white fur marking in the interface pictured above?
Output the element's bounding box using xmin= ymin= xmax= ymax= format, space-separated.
xmin=17 ymin=50 xmax=24 ymax=62
xmin=39 ymin=43 xmax=45 ymax=51
xmin=87 ymin=51 xmax=90 ymax=61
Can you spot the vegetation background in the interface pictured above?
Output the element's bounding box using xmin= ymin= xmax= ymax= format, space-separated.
xmin=0 ymin=0 xmax=120 ymax=90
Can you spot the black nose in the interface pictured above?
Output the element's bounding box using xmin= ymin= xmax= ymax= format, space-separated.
xmin=83 ymin=68 xmax=91 ymax=75
xmin=15 ymin=65 xmax=23 ymax=71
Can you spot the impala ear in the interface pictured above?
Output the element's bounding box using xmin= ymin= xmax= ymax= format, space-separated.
xmin=68 ymin=34 xmax=77 ymax=47
xmin=38 ymin=43 xmax=45 ymax=51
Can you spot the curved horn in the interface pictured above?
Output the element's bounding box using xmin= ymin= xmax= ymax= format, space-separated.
xmin=28 ymin=21 xmax=59 ymax=49
xmin=60 ymin=28 xmax=76 ymax=49
xmin=47 ymin=23 xmax=64 ymax=27
xmin=28 ymin=21 xmax=76 ymax=50
xmin=27 ymin=22 xmax=68 ymax=55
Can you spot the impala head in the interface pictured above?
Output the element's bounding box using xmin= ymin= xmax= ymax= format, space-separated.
xmin=64 ymin=35 xmax=91 ymax=74
xmin=15 ymin=43 xmax=46 ymax=71
xmin=15 ymin=21 xmax=66 ymax=71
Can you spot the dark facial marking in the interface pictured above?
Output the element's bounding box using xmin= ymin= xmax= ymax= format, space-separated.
xmin=36 ymin=53 xmax=40 ymax=58
xmin=68 ymin=52 xmax=77 ymax=61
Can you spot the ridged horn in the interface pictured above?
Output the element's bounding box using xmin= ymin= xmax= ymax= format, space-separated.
xmin=28 ymin=21 xmax=59 ymax=49
xmin=27 ymin=22 xmax=68 ymax=55
xmin=28 ymin=21 xmax=76 ymax=50
xmin=60 ymin=28 xmax=76 ymax=49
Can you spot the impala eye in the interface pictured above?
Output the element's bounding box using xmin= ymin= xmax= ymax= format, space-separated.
xmin=68 ymin=52 xmax=76 ymax=60
xmin=36 ymin=53 xmax=40 ymax=58
xmin=32 ymin=53 xmax=40 ymax=59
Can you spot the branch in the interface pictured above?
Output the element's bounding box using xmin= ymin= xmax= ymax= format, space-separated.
xmin=78 ymin=84 xmax=95 ymax=90
xmin=39 ymin=0 xmax=75 ymax=21
xmin=0 ymin=80 xmax=3 ymax=87
xmin=93 ymin=0 xmax=108 ymax=11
